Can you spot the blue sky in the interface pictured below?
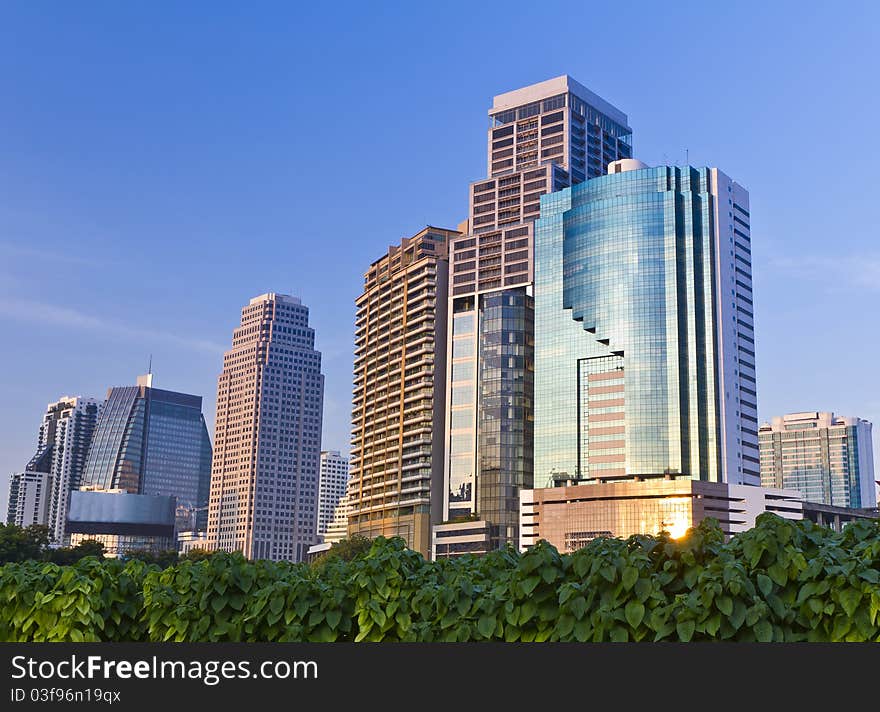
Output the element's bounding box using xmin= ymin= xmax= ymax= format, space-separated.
xmin=1 ymin=1 xmax=878 ymax=508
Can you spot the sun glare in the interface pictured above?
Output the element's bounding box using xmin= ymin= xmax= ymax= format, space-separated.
xmin=665 ymin=518 xmax=690 ymax=539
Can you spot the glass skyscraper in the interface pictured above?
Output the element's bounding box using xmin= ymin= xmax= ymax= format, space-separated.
xmin=534 ymin=160 xmax=758 ymax=487
xmin=81 ymin=374 xmax=213 ymax=531
xmin=436 ymin=76 xmax=632 ymax=557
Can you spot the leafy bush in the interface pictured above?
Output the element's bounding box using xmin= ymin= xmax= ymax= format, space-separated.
xmin=1 ymin=514 xmax=879 ymax=642
xmin=0 ymin=557 xmax=151 ymax=641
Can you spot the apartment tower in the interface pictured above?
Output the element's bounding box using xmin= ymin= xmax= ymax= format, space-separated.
xmin=6 ymin=396 xmax=101 ymax=543
xmin=207 ymin=293 xmax=324 ymax=562
xmin=759 ymin=412 xmax=876 ymax=508
xmin=316 ymin=450 xmax=349 ymax=540
xmin=436 ymin=76 xmax=632 ymax=556
xmin=348 ymin=227 xmax=458 ymax=558
xmin=533 ymin=160 xmax=758 ymax=487
xmin=6 ymin=471 xmax=53 ymax=529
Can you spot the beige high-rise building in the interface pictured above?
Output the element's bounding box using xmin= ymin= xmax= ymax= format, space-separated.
xmin=207 ymin=293 xmax=324 ymax=562
xmin=760 ymin=412 xmax=876 ymax=509
xmin=347 ymin=226 xmax=458 ymax=557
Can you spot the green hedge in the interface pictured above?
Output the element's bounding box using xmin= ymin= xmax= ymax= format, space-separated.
xmin=2 ymin=513 xmax=879 ymax=642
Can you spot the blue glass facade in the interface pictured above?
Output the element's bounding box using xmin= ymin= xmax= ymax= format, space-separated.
xmin=82 ymin=381 xmax=213 ymax=530
xmin=476 ymin=290 xmax=534 ymax=545
xmin=535 ymin=165 xmax=742 ymax=486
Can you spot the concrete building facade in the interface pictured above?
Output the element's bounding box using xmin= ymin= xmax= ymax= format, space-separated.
xmin=347 ymin=227 xmax=457 ymax=558
xmin=6 ymin=471 xmax=53 ymax=529
xmin=6 ymin=396 xmax=102 ymax=543
xmin=207 ymin=293 xmax=324 ymax=562
xmin=759 ymin=412 xmax=876 ymax=508
xmin=68 ymin=488 xmax=177 ymax=557
xmin=316 ymin=450 xmax=349 ymax=539
xmin=519 ymin=480 xmax=802 ymax=553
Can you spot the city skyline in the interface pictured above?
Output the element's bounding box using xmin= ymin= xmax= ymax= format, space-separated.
xmin=1 ymin=3 xmax=879 ymax=512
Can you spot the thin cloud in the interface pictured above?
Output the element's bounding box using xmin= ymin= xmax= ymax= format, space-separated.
xmin=769 ymin=253 xmax=880 ymax=291
xmin=0 ymin=298 xmax=226 ymax=354
xmin=0 ymin=242 xmax=104 ymax=267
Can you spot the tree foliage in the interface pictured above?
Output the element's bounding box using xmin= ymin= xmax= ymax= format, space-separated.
xmin=2 ymin=514 xmax=880 ymax=642
xmin=0 ymin=524 xmax=50 ymax=564
xmin=46 ymin=540 xmax=105 ymax=565
xmin=0 ymin=524 xmax=106 ymax=565
xmin=311 ymin=535 xmax=373 ymax=567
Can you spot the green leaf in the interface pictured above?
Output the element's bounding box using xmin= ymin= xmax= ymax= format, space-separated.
xmin=211 ymin=596 xmax=226 ymax=614
xmin=676 ymin=620 xmax=695 ymax=642
xmin=754 ymin=620 xmax=773 ymax=642
xmin=556 ymin=614 xmax=575 ymax=639
xmin=477 ymin=615 xmax=495 ymax=639
xmin=746 ymin=605 xmax=762 ymax=627
xmin=716 ymin=596 xmax=733 ymax=616
xmin=838 ymin=588 xmax=862 ymax=618
xmin=831 ymin=616 xmax=851 ymax=641
xmin=370 ymin=608 xmax=386 ymax=628
xmin=518 ymin=600 xmax=537 ymax=626
xmin=394 ymin=610 xmax=411 ymax=632
xmin=729 ymin=600 xmax=747 ymax=631
xmin=519 ymin=576 xmax=541 ymax=596
xmin=621 ymin=567 xmax=638 ymax=591
xmin=609 ymin=626 xmax=628 ymax=642
xmin=705 ymin=613 xmax=721 ymax=636
xmin=624 ymin=601 xmax=645 ymax=629
xmin=634 ymin=578 xmax=652 ymax=602
xmin=796 ymin=582 xmax=816 ymax=606
xmin=757 ymin=574 xmax=773 ymax=597
xmin=568 ymin=596 xmax=587 ymax=620
xmin=767 ymin=563 xmax=788 ymax=587
xmin=310 ymin=624 xmax=336 ymax=643
xmin=573 ymin=620 xmax=592 ymax=642
xmin=858 ymin=568 xmax=879 ymax=584
xmin=573 ymin=556 xmax=590 ymax=578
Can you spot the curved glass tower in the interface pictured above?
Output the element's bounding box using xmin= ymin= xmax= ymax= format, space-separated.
xmin=81 ymin=374 xmax=213 ymax=530
xmin=534 ymin=161 xmax=758 ymax=487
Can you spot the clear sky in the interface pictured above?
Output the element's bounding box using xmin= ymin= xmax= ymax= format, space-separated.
xmin=1 ymin=1 xmax=878 ymax=510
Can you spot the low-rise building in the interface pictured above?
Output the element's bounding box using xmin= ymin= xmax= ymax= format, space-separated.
xmin=519 ymin=480 xmax=802 ymax=552
xmin=67 ymin=488 xmax=177 ymax=557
